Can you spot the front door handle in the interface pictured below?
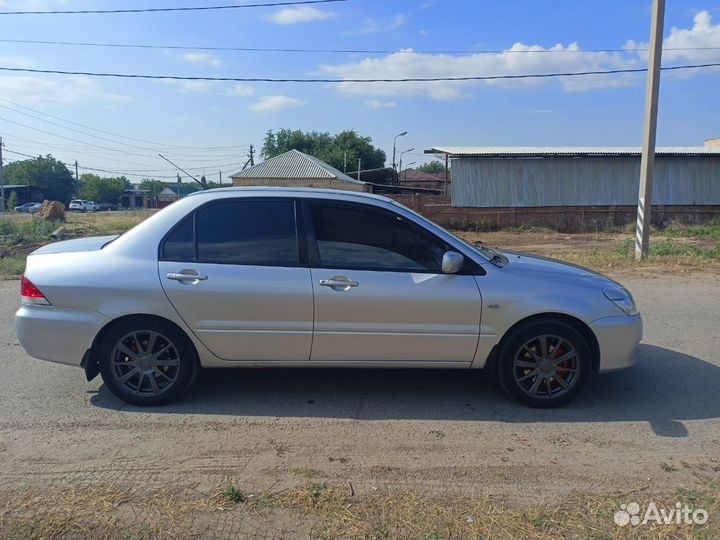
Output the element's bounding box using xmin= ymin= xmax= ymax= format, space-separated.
xmin=319 ymin=276 xmax=359 ymax=291
xmin=167 ymin=271 xmax=208 ymax=282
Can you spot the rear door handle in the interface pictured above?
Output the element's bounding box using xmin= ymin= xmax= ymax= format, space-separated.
xmin=167 ymin=271 xmax=208 ymax=282
xmin=319 ymin=276 xmax=359 ymax=290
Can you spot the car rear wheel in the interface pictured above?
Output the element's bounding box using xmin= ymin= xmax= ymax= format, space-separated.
xmin=497 ymin=320 xmax=591 ymax=408
xmin=98 ymin=318 xmax=198 ymax=406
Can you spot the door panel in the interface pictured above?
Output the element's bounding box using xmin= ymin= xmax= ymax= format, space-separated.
xmin=311 ymin=268 xmax=481 ymax=363
xmin=160 ymin=262 xmax=313 ymax=361
xmin=158 ymin=197 xmax=313 ymax=362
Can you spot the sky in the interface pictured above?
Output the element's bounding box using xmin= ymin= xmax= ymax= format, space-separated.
xmin=0 ymin=0 xmax=719 ymax=183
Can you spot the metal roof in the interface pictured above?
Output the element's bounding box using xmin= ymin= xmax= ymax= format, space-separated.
xmin=424 ymin=146 xmax=720 ymax=158
xmin=230 ymin=149 xmax=366 ymax=184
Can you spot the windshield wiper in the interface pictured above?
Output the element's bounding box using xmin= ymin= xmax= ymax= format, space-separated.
xmin=476 ymin=245 xmax=509 ymax=268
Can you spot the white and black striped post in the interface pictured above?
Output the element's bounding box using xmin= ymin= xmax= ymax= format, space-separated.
xmin=635 ymin=0 xmax=665 ymax=261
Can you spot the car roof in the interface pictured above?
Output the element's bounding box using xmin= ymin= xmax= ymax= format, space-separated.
xmin=185 ymin=186 xmax=394 ymax=204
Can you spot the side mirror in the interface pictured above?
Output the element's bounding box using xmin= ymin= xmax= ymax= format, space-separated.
xmin=441 ymin=251 xmax=464 ymax=274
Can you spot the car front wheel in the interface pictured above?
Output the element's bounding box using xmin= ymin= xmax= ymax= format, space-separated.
xmin=98 ymin=318 xmax=199 ymax=406
xmin=497 ymin=320 xmax=591 ymax=408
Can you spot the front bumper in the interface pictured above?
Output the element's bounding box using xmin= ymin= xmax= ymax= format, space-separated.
xmin=15 ymin=304 xmax=109 ymax=367
xmin=589 ymin=314 xmax=643 ymax=372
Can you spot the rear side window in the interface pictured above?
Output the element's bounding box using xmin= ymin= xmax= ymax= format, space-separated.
xmin=162 ymin=216 xmax=195 ymax=260
xmin=162 ymin=199 xmax=299 ymax=266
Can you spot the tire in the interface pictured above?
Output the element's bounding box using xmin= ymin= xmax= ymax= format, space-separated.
xmin=98 ymin=317 xmax=199 ymax=406
xmin=496 ymin=320 xmax=591 ymax=408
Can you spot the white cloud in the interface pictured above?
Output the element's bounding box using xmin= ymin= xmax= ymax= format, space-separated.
xmin=322 ymin=11 xmax=720 ymax=101
xmin=344 ymin=14 xmax=406 ymax=35
xmin=0 ymin=56 xmax=33 ymax=67
xmin=0 ymin=76 xmax=130 ymax=103
xmin=321 ymin=43 xmax=641 ymax=100
xmin=180 ymin=81 xmax=213 ymax=93
xmin=266 ymin=6 xmax=333 ymax=25
xmin=625 ymin=10 xmax=720 ymax=70
xmin=364 ymin=99 xmax=398 ymax=109
xmin=248 ymin=95 xmax=304 ymax=113
xmin=182 ymin=52 xmax=222 ymax=67
xmin=226 ymin=83 xmax=255 ymax=97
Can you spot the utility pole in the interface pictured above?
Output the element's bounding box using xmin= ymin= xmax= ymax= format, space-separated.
xmin=75 ymin=160 xmax=79 ymax=195
xmin=219 ymin=171 xmax=222 ymax=184
xmin=241 ymin=144 xmax=255 ymax=171
xmin=343 ymin=149 xmax=347 ymax=173
xmin=357 ymin=158 xmax=361 ymax=183
xmin=0 ymin=136 xmax=4 ymax=212
xmin=444 ymin=153 xmax=449 ymax=196
xmin=635 ymin=0 xmax=665 ymax=261
xmin=176 ymin=173 xmax=181 ymax=197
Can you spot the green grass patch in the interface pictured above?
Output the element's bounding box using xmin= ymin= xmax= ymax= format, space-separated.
xmin=659 ymin=220 xmax=720 ymax=241
xmin=0 ymin=219 xmax=56 ymax=245
xmin=0 ymin=256 xmax=25 ymax=277
xmin=615 ymin=238 xmax=720 ymax=260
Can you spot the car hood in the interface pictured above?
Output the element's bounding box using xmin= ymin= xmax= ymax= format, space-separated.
xmin=31 ymin=235 xmax=119 ymax=255
xmin=498 ymin=249 xmax=619 ymax=288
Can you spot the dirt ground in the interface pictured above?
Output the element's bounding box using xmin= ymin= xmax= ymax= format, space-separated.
xmin=1 ymin=271 xmax=719 ymax=539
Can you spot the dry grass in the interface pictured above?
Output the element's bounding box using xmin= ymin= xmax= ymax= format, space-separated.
xmin=268 ymin=482 xmax=719 ymax=540
xmin=0 ymin=479 xmax=717 ymax=540
xmin=0 ymin=484 xmax=227 ymax=540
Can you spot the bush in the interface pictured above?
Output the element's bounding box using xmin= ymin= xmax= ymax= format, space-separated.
xmin=6 ymin=191 xmax=19 ymax=210
xmin=0 ymin=219 xmax=56 ymax=245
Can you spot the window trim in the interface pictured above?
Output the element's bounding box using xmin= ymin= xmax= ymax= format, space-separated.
xmin=302 ymin=198 xmax=485 ymax=276
xmin=159 ymin=197 xmax=307 ymax=268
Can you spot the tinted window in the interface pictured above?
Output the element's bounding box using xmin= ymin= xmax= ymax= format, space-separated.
xmin=197 ymin=200 xmax=299 ymax=266
xmin=311 ymin=204 xmax=445 ymax=272
xmin=162 ymin=216 xmax=195 ymax=260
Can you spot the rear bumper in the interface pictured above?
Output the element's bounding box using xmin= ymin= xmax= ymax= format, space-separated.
xmin=589 ymin=314 xmax=643 ymax=373
xmin=15 ymin=304 xmax=109 ymax=367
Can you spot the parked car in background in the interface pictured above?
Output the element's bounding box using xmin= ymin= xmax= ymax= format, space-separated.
xmin=16 ymin=188 xmax=642 ymax=408
xmin=13 ymin=202 xmax=43 ymax=213
xmin=96 ymin=202 xmax=118 ymax=211
xmin=68 ymin=199 xmax=98 ymax=212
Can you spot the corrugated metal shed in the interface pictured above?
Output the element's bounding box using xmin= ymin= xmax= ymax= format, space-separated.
xmin=424 ymin=146 xmax=720 ymax=208
xmin=425 ymin=146 xmax=720 ymax=157
xmin=231 ymin=149 xmax=365 ymax=185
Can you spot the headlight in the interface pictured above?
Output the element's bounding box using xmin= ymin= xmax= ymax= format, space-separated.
xmin=603 ymin=286 xmax=638 ymax=316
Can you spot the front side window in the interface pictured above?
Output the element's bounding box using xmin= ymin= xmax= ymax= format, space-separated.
xmin=310 ymin=203 xmax=446 ymax=272
xmin=162 ymin=199 xmax=299 ymax=266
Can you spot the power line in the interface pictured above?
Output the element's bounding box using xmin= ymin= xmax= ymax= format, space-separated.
xmin=3 ymin=37 xmax=719 ymax=55
xmin=0 ymin=97 xmax=250 ymax=151
xmin=0 ymin=0 xmax=345 ymax=15
xmin=3 ymin=147 xmax=241 ymax=180
xmin=1 ymin=62 xmax=719 ymax=83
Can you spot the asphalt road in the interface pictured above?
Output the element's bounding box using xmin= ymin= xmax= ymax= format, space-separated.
xmin=1 ymin=273 xmax=719 ymax=511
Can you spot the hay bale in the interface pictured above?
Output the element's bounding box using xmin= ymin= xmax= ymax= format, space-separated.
xmin=37 ymin=200 xmax=66 ymax=222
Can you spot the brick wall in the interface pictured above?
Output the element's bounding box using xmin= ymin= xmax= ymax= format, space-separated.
xmin=231 ymin=178 xmax=370 ymax=193
xmin=387 ymin=193 xmax=720 ymax=232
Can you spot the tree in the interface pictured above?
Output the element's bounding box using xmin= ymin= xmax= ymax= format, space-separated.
xmin=6 ymin=191 xmax=19 ymax=210
xmin=261 ymin=129 xmax=386 ymax=171
xmin=139 ymin=179 xmax=166 ymax=198
xmin=417 ymin=161 xmax=446 ymax=176
xmin=3 ymin=155 xmax=78 ymax=203
xmin=79 ymin=174 xmax=130 ymax=203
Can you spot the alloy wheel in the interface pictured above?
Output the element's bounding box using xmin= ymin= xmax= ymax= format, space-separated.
xmin=110 ymin=330 xmax=182 ymax=397
xmin=512 ymin=334 xmax=579 ymax=400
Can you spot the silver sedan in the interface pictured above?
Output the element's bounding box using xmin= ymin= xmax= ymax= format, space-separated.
xmin=15 ymin=188 xmax=642 ymax=407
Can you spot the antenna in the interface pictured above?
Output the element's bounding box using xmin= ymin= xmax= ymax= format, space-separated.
xmin=158 ymin=154 xmax=207 ymax=189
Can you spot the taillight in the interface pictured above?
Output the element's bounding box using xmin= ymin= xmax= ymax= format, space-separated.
xmin=21 ymin=276 xmax=50 ymax=305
